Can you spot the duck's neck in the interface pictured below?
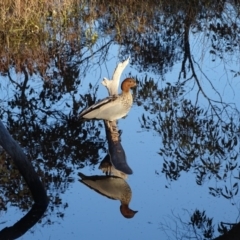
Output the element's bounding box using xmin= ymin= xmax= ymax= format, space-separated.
xmin=121 ymin=90 xmax=130 ymax=95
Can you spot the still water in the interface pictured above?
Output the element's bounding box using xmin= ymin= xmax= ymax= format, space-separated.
xmin=1 ymin=2 xmax=240 ymax=240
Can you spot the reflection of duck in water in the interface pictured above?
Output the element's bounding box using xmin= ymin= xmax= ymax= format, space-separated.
xmin=99 ymin=154 xmax=128 ymax=179
xmin=78 ymin=172 xmax=138 ymax=218
xmin=79 ymin=78 xmax=136 ymax=121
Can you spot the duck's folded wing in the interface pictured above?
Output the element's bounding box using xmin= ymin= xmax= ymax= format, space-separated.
xmin=79 ymin=95 xmax=118 ymax=118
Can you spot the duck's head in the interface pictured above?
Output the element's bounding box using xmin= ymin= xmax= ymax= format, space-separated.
xmin=121 ymin=78 xmax=137 ymax=93
xmin=120 ymin=204 xmax=138 ymax=219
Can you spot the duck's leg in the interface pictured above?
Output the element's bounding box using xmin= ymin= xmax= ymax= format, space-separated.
xmin=105 ymin=120 xmax=114 ymax=135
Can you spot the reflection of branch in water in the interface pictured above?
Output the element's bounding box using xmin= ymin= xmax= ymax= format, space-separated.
xmin=0 ymin=120 xmax=48 ymax=238
xmin=139 ymin=75 xmax=240 ymax=196
xmin=193 ymin=57 xmax=239 ymax=112
xmin=159 ymin=208 xmax=240 ymax=240
xmin=0 ymin=203 xmax=47 ymax=239
xmin=0 ymin=121 xmax=48 ymax=205
xmin=180 ymin=22 xmax=239 ymax=122
xmin=73 ymin=39 xmax=113 ymax=68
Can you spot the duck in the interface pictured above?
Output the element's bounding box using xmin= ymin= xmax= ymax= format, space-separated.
xmin=79 ymin=78 xmax=137 ymax=121
xmin=78 ymin=172 xmax=138 ymax=218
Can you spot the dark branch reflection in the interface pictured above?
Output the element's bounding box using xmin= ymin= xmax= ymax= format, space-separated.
xmin=0 ymin=203 xmax=47 ymax=240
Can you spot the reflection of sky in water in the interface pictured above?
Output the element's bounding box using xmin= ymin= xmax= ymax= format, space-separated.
xmin=1 ymin=33 xmax=240 ymax=240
